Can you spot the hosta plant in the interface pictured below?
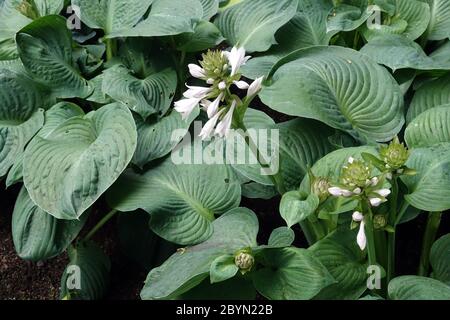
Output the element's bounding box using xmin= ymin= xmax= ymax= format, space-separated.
xmin=1 ymin=0 xmax=449 ymax=300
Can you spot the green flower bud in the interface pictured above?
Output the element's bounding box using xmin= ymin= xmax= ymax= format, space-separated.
xmin=234 ymin=251 xmax=254 ymax=274
xmin=200 ymin=50 xmax=229 ymax=80
xmin=311 ymin=177 xmax=330 ymax=202
xmin=379 ymin=137 xmax=410 ymax=170
xmin=340 ymin=157 xmax=372 ymax=188
xmin=373 ymin=214 xmax=387 ymax=229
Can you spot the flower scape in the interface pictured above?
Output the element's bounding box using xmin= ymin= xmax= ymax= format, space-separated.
xmin=0 ymin=0 xmax=449 ymax=301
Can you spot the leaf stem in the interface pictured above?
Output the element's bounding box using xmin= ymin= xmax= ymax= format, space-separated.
xmin=83 ymin=209 xmax=118 ymax=242
xmin=418 ymin=211 xmax=442 ymax=276
xmin=105 ymin=39 xmax=116 ymax=62
xmin=387 ymin=176 xmax=398 ymax=284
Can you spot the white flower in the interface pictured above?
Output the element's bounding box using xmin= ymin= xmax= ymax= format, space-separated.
xmin=369 ymin=197 xmax=383 ymax=207
xmin=206 ymin=78 xmax=214 ymax=85
xmin=218 ymin=81 xmax=227 ymax=90
xmin=233 ymin=80 xmax=250 ymax=90
xmin=199 ymin=111 xmax=223 ymax=140
xmin=174 ymin=98 xmax=200 ymax=120
xmin=352 ymin=211 xmax=364 ymax=222
xmin=215 ymin=100 xmax=236 ymax=138
xmin=328 ymin=187 xmax=353 ymax=197
xmin=375 ymin=188 xmax=391 ymax=197
xmin=200 ymin=99 xmax=211 ymax=112
xmin=386 ymin=172 xmax=393 ymax=180
xmin=188 ymin=64 xmax=205 ymax=79
xmin=371 ymin=177 xmax=379 ymax=186
xmin=206 ymin=93 xmax=223 ymax=118
xmin=225 ymin=46 xmax=251 ymax=76
xmin=357 ymin=220 xmax=367 ymax=250
xmin=247 ymin=76 xmax=264 ymax=98
xmin=348 ymin=157 xmax=355 ymax=164
xmin=183 ymin=85 xmax=212 ymax=99
xmin=353 ymin=187 xmax=362 ymax=195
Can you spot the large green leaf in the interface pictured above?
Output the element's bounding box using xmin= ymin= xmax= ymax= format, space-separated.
xmin=12 ymin=186 xmax=87 ymax=261
xmin=252 ymin=247 xmax=335 ymax=300
xmin=405 ymin=105 xmax=450 ymax=148
xmin=0 ymin=69 xmax=47 ymax=177
xmin=140 ymin=207 xmax=258 ymax=300
xmin=242 ymin=0 xmax=333 ymax=79
xmin=360 ymin=35 xmax=450 ymax=71
xmin=175 ymin=21 xmax=224 ymax=53
xmin=326 ymin=1 xmax=374 ymax=35
xmin=107 ymin=157 xmax=241 ymax=245
xmin=16 ymin=15 xmax=92 ymax=98
xmin=23 ymin=103 xmax=137 ymax=220
xmin=109 ymin=0 xmax=203 ymax=38
xmin=102 ymin=65 xmax=177 ymax=120
xmin=199 ymin=0 xmax=220 ymax=20
xmin=6 ymin=102 xmax=84 ymax=187
xmin=34 ymin=0 xmax=64 ymax=16
xmin=260 ymin=46 xmax=404 ymax=143
xmin=407 ymin=74 xmax=450 ymax=123
xmin=401 ymin=144 xmax=450 ymax=211
xmin=280 ymin=192 xmax=319 ymax=227
xmin=60 ymin=241 xmax=111 ymax=300
xmin=388 ymin=276 xmax=450 ymax=300
xmin=71 ymin=0 xmax=153 ymax=36
xmin=362 ymin=0 xmax=431 ymax=41
xmin=0 ymin=0 xmax=31 ymax=41
xmin=425 ymin=0 xmax=450 ymax=40
xmin=430 ymin=234 xmax=450 ymax=285
xmin=215 ymin=0 xmax=299 ymax=53
xmin=310 ymin=229 xmax=368 ymax=300
xmin=0 ymin=38 xmax=18 ymax=60
xmin=132 ymin=108 xmax=199 ymax=169
xmin=232 ymin=118 xmax=336 ymax=191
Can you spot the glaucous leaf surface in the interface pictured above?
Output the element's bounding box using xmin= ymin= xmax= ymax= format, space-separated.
xmin=253 ymin=247 xmax=335 ymax=300
xmin=12 ymin=186 xmax=87 ymax=261
xmin=16 ymin=15 xmax=92 ymax=98
xmin=326 ymin=0 xmax=374 ymax=35
xmin=280 ymin=192 xmax=319 ymax=227
xmin=199 ymin=0 xmax=220 ymax=20
xmin=23 ymin=103 xmax=137 ymax=220
xmin=260 ymin=46 xmax=404 ymax=143
xmin=60 ymin=241 xmax=111 ymax=300
xmin=267 ymin=227 xmax=295 ymax=248
xmin=107 ymin=157 xmax=241 ymax=245
xmin=140 ymin=208 xmax=258 ymax=300
xmin=430 ymin=234 xmax=450 ymax=285
xmin=0 ymin=0 xmax=31 ymax=41
xmin=425 ymin=0 xmax=450 ymax=40
xmin=216 ymin=0 xmax=299 ymax=53
xmin=388 ymin=275 xmax=450 ymax=300
xmin=175 ymin=21 xmax=224 ymax=53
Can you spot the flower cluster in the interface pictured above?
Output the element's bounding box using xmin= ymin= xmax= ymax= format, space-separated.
xmin=379 ymin=136 xmax=410 ymax=173
xmin=234 ymin=249 xmax=254 ymax=275
xmin=174 ymin=47 xmax=264 ymax=140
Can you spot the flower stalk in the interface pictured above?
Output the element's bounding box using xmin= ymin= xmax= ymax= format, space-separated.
xmin=418 ymin=212 xmax=442 ymax=276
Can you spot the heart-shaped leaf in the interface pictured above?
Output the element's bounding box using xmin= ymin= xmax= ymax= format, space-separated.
xmin=107 ymin=157 xmax=241 ymax=245
xmin=280 ymin=192 xmax=319 ymax=228
xmin=102 ymin=65 xmax=177 ymax=119
xmin=260 ymin=46 xmax=404 ymax=143
xmin=388 ymin=275 xmax=450 ymax=300
xmin=252 ymin=247 xmax=335 ymax=300
xmin=210 ymin=255 xmax=239 ymax=284
xmin=267 ymin=227 xmax=295 ymax=248
xmin=140 ymin=207 xmax=258 ymax=300
xmin=16 ymin=15 xmax=92 ymax=98
xmin=12 ymin=186 xmax=87 ymax=261
xmin=23 ymin=103 xmax=137 ymax=220
xmin=215 ymin=0 xmax=299 ymax=53
xmin=60 ymin=241 xmax=111 ymax=300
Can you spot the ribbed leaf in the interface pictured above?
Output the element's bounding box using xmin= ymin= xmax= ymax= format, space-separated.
xmin=267 ymin=227 xmax=295 ymax=248
xmin=199 ymin=0 xmax=220 ymax=20
xmin=401 ymin=144 xmax=450 ymax=211
xmin=109 ymin=0 xmax=203 ymax=38
xmin=0 ymin=69 xmax=47 ymax=177
xmin=405 ymin=105 xmax=450 ymax=148
xmin=260 ymin=46 xmax=404 ymax=143
xmin=6 ymin=102 xmax=84 ymax=187
xmin=215 ymin=0 xmax=299 ymax=53
xmin=23 ymin=103 xmax=137 ymax=220
xmin=253 ymin=247 xmax=335 ymax=300
xmin=310 ymin=229 xmax=368 ymax=300
xmin=34 ymin=0 xmax=64 ymax=16
xmin=388 ymin=276 xmax=450 ymax=300
xmin=242 ymin=0 xmax=332 ymax=79
xmin=132 ymin=108 xmax=199 ymax=169
xmin=280 ymin=192 xmax=319 ymax=228
xmin=71 ymin=0 xmax=153 ymax=36
xmin=140 ymin=208 xmax=258 ymax=300
xmin=0 ymin=0 xmax=31 ymax=41
xmin=426 ymin=0 xmax=450 ymax=40
xmin=16 ymin=15 xmax=92 ymax=98
xmin=360 ymin=35 xmax=450 ymax=71
xmin=430 ymin=234 xmax=450 ymax=285
xmin=12 ymin=186 xmax=86 ymax=261
xmin=210 ymin=255 xmax=238 ymax=284
xmin=107 ymin=158 xmax=241 ymax=245
xmin=362 ymin=0 xmax=430 ymax=41
xmin=326 ymin=1 xmax=374 ymax=35
xmin=175 ymin=21 xmax=224 ymax=53
xmin=102 ymin=65 xmax=177 ymax=119
xmin=0 ymin=38 xmax=18 ymax=60
xmin=407 ymin=74 xmax=450 ymax=123
xmin=60 ymin=241 xmax=111 ymax=300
